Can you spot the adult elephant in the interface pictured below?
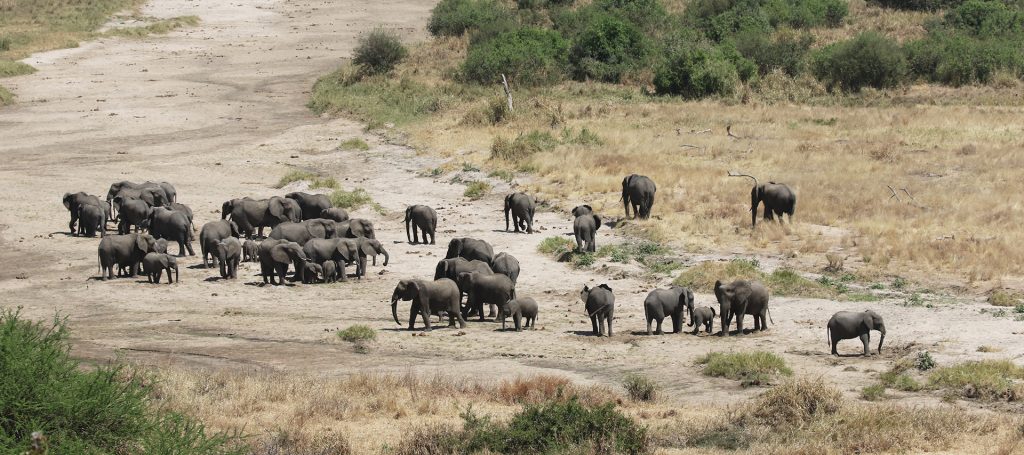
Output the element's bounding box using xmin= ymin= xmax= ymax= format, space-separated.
xmin=490 ymin=252 xmax=520 ymax=285
xmin=258 ymin=239 xmax=307 ymax=285
xmin=199 ymin=219 xmax=240 ymax=268
xmin=110 ymin=187 xmax=169 ymax=219
xmin=335 ymin=218 xmax=375 ymax=239
xmin=168 ymin=202 xmax=195 ymax=231
xmin=77 ymin=204 xmax=106 ymax=238
xmin=445 ymin=237 xmax=494 ymax=264
xmin=356 ymin=238 xmax=390 ymax=276
xmin=391 ymin=278 xmax=466 ymax=331
xmin=643 ymin=286 xmax=694 ymax=335
xmin=622 ymin=174 xmax=656 ymax=219
xmin=268 ymin=219 xmax=337 ymax=245
xmin=303 ymin=238 xmax=360 ymax=281
xmin=107 ymin=181 xmax=174 ymax=205
xmin=457 ymin=272 xmax=515 ymax=321
xmin=147 ymin=207 xmax=194 ymax=256
xmin=828 ymin=310 xmax=886 ymax=356
xmin=573 ymin=213 xmax=601 ymax=252
xmin=434 ymin=257 xmax=492 ymax=298
xmin=504 ymin=192 xmax=535 ymax=234
xmin=63 ymin=192 xmax=108 ymax=235
xmin=115 ymin=198 xmax=152 ymax=234
xmin=405 ymin=205 xmax=437 ymax=245
xmin=581 ymin=284 xmax=615 ymax=337
xmin=320 ymin=208 xmax=349 ymax=222
xmin=732 ymin=173 xmax=796 ymax=227
xmin=285 ymin=192 xmax=333 ymax=220
xmin=222 ymin=196 xmax=300 ymax=238
xmin=715 ymin=279 xmax=772 ymax=336
xmin=97 ymin=233 xmax=158 ymax=280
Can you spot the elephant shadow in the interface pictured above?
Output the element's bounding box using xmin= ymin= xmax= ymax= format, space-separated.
xmin=203 ymin=276 xmax=226 ymax=282
xmin=566 ymin=330 xmax=604 ymax=337
xmin=187 ymin=263 xmax=212 ymax=270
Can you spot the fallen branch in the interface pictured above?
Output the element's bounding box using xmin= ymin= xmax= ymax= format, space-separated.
xmin=887 ymin=185 xmax=901 ymax=202
xmin=728 ymin=170 xmax=758 ymax=186
xmin=680 ymin=144 xmax=701 ymax=150
xmin=694 ymin=128 xmax=712 ymax=134
xmin=727 ymin=124 xmax=742 ymax=139
xmin=501 ymin=73 xmax=513 ymax=112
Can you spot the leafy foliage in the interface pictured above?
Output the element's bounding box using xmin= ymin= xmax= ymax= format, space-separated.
xmin=812 ymin=32 xmax=908 ymax=92
xmin=654 ymin=42 xmax=741 ymax=98
xmin=428 ymin=0 xmax=510 ymax=37
xmin=568 ymin=12 xmax=648 ymax=82
xmin=352 ymin=29 xmax=408 ymax=76
xmin=462 ymin=27 xmax=570 ymax=86
xmin=696 ymin=351 xmax=794 ymax=386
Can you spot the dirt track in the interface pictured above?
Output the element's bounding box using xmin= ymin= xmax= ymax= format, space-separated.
xmin=1 ymin=0 xmax=1022 ymax=408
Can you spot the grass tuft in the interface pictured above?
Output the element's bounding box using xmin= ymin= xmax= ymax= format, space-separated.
xmin=0 ymin=59 xmax=36 ymax=77
xmin=860 ymin=384 xmax=887 ymax=401
xmin=463 ymin=181 xmax=491 ymax=199
xmin=537 ymin=236 xmax=576 ymax=256
xmin=928 ymin=360 xmax=1024 ymax=401
xmin=276 ymin=170 xmax=316 ymax=188
xmin=622 ymin=373 xmax=658 ymax=402
xmin=103 ymin=15 xmax=200 ymax=38
xmin=337 ymin=324 xmax=376 ymax=342
xmin=329 ymin=188 xmax=373 ymax=209
xmin=338 ymin=138 xmax=370 ymax=151
xmin=988 ymin=289 xmax=1022 ymax=307
xmin=0 ymin=85 xmax=12 ymax=106
xmin=696 ymin=351 xmax=793 ymax=386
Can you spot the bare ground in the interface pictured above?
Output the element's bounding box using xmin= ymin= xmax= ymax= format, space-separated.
xmin=1 ymin=0 xmax=1022 ymax=437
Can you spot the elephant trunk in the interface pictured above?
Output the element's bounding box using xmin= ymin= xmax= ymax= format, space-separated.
xmin=877 ymin=327 xmax=885 ymax=354
xmin=174 ymin=264 xmax=179 ymax=283
xmin=381 ymin=249 xmax=389 ymax=267
xmin=405 ymin=218 xmax=411 ymax=243
xmin=391 ymin=298 xmax=401 ymax=325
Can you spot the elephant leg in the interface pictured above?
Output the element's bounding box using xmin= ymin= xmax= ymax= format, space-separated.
xmin=487 ymin=303 xmax=496 ymax=318
xmin=655 ymin=318 xmax=663 ymax=335
xmin=408 ymin=304 xmax=418 ymax=330
xmin=428 ymin=229 xmax=435 ymax=245
xmin=591 ymin=315 xmax=599 ymax=334
xmin=831 ymin=337 xmax=840 ymax=356
xmin=420 ymin=305 xmax=432 ymax=332
xmin=596 ymin=314 xmax=606 ymax=336
xmin=525 ymin=217 xmax=533 ymax=234
xmin=514 ymin=314 xmax=522 ymax=332
xmin=606 ymin=314 xmax=613 ymax=337
xmin=165 ymin=268 xmax=173 ymax=284
xmin=185 ymin=240 xmax=195 ymax=256
xmin=720 ymin=314 xmax=729 ymax=336
xmin=860 ymin=333 xmax=871 ymax=356
xmin=759 ymin=313 xmax=768 ymax=331
xmin=646 ymin=318 xmax=652 ymax=336
xmin=736 ymin=313 xmax=746 ymax=335
xmin=413 ymin=224 xmax=420 ymax=244
xmin=574 ymin=232 xmax=583 ymax=252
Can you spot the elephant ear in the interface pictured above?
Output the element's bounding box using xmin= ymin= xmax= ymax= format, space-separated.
xmin=359 ymin=239 xmax=378 ymax=257
xmin=270 ymin=245 xmax=291 ymax=263
xmin=269 ymin=198 xmax=284 ymax=218
xmin=335 ymin=244 xmax=351 ymax=261
xmin=134 ymin=234 xmax=150 ymax=254
xmin=592 ymin=215 xmax=602 ymax=230
xmin=504 ymin=194 xmax=513 ymax=209
xmin=63 ymin=194 xmax=72 ymax=210
xmin=405 ymin=206 xmax=413 ymax=221
xmin=714 ymin=280 xmax=723 ymax=290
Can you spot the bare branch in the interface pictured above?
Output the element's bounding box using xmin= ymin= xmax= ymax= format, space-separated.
xmin=887 ymin=185 xmax=901 ymax=202
xmin=680 ymin=144 xmax=701 ymax=150
xmin=501 ymin=74 xmax=513 ymax=112
xmin=727 ymin=124 xmax=742 ymax=139
xmin=727 ymin=170 xmax=758 ymax=186
xmin=694 ymin=128 xmax=712 ymax=134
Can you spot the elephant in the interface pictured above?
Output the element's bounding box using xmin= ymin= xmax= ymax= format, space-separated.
xmin=573 ymin=214 xmax=601 ymax=252
xmin=457 ymin=272 xmax=515 ymax=322
xmin=504 ymin=192 xmax=535 ymax=234
xmin=622 ymin=174 xmax=656 ymax=219
xmin=142 ymin=252 xmax=178 ymax=284
xmin=689 ymin=307 xmax=716 ymax=335
xmin=571 ymin=205 xmax=593 ymax=217
xmin=715 ymin=279 xmax=772 ymax=336
xmin=167 ymin=202 xmax=195 ymax=231
xmin=285 ymin=192 xmax=333 ymax=220
xmin=302 ymin=237 xmax=387 ymax=280
xmin=322 ymin=260 xmax=338 ymax=283
xmin=147 ymin=207 xmax=195 ymax=257
xmin=752 ymin=182 xmax=796 ymax=227
xmin=334 ymin=218 xmax=376 ymax=239
xmin=258 ymin=239 xmax=307 ymax=285
xmin=199 ymin=219 xmax=241 ymax=268
xmin=242 ymin=240 xmax=259 ymax=262
xmin=301 ymin=262 xmax=324 ymax=284
xmin=97 ymin=233 xmax=158 ymax=280
xmin=391 ymin=278 xmax=466 ymax=331
xmin=319 ymin=208 xmax=350 ymax=222
xmin=115 ymin=197 xmax=153 ymax=234
xmin=356 ymin=237 xmax=390 ymax=275
xmin=490 ymin=252 xmax=520 ymax=284
xmin=153 ymin=238 xmax=168 ymax=254
xmin=77 ymin=203 xmax=106 ymax=238
xmin=828 ymin=310 xmax=886 ymax=356
xmin=405 ymin=205 xmax=438 ymax=245
xmin=434 ymin=257 xmax=493 ymax=300
xmin=63 ymin=192 xmax=108 ymax=234
xmin=643 ymin=286 xmax=694 ymax=335
xmin=215 ymin=237 xmax=242 ymax=279
xmin=498 ymin=297 xmax=538 ymax=332
xmin=222 ymin=197 xmax=300 ymax=238
xmin=111 ymin=187 xmax=170 ymax=217
xmin=107 ymin=181 xmax=176 ymax=203
xmin=445 ymin=237 xmax=494 ymax=264
xmin=268 ymin=218 xmax=337 ymax=245
xmin=581 ymin=284 xmax=615 ymax=337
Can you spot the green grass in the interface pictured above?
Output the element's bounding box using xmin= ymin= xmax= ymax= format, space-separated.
xmin=463 ymin=181 xmax=491 ymax=199
xmin=488 ymin=169 xmax=515 ymax=182
xmin=0 ymin=0 xmax=148 ymax=62
xmin=329 ymin=188 xmax=373 ymax=209
xmin=860 ymin=384 xmax=887 ymax=401
xmin=309 ymin=71 xmax=464 ymax=127
xmin=276 ymin=170 xmax=317 ymax=188
xmin=338 ymin=138 xmax=370 ymax=151
xmin=310 ymin=177 xmax=339 ymax=190
xmin=103 ymin=15 xmax=199 ymax=38
xmin=337 ymin=324 xmax=376 ymax=342
xmin=596 ymin=242 xmax=680 ymax=274
xmin=696 ymin=351 xmax=793 ymax=387
xmin=537 ymin=236 xmax=576 ymax=256
xmin=928 ymin=360 xmax=1024 ymax=401
xmin=988 ymin=289 xmax=1022 ymax=307
xmin=571 ymin=252 xmax=595 ymax=268
xmin=622 ymin=374 xmax=658 ymax=402
xmin=0 ymin=309 xmax=241 ymax=453
xmin=0 ymin=85 xmax=12 ymax=106
xmin=0 ymin=59 xmax=36 ymax=78
xmin=673 ymin=260 xmax=835 ymax=298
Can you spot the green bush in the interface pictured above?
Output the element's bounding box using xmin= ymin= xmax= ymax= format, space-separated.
xmin=696 ymin=351 xmax=793 ymax=386
xmin=622 ymin=374 xmax=658 ymax=401
xmin=592 ymin=0 xmax=669 ymax=31
xmin=735 ymin=30 xmax=813 ymax=76
xmin=330 ymin=188 xmax=374 ymax=209
xmin=0 ymin=85 xmax=12 ymax=106
xmin=0 ymin=36 xmax=10 ymax=51
xmin=538 ymin=236 xmax=576 ymax=255
xmin=654 ymin=43 xmax=740 ymax=98
xmin=569 ymin=12 xmax=648 ymax=82
xmin=337 ymin=324 xmax=377 ymax=342
xmin=490 ymin=130 xmax=559 ymax=161
xmin=428 ymin=0 xmax=510 ymax=37
xmin=462 ymin=27 xmax=570 ymax=86
xmin=0 ymin=59 xmax=37 ymax=78
xmin=464 ymin=181 xmax=492 ymax=199
xmin=0 ymin=309 xmax=240 ymax=454
xmin=309 ymin=72 xmax=450 ymax=126
xmin=338 ymin=138 xmax=370 ymax=151
xmin=860 ymin=384 xmax=887 ymax=401
xmin=870 ymin=0 xmax=963 ymax=11
xmin=684 ymin=0 xmax=846 ymax=42
xmin=812 ymin=32 xmax=908 ymax=92
xmin=904 ymin=31 xmax=1024 ymax=86
xmin=352 ymin=29 xmax=408 ymax=76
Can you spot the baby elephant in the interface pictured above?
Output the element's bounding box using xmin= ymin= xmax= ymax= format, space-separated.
xmin=216 ymin=237 xmax=242 ymax=279
xmin=689 ymin=306 xmax=716 ymax=335
xmin=142 ymin=252 xmax=179 ymax=284
xmin=499 ymin=297 xmax=539 ymax=332
xmin=828 ymin=310 xmax=886 ymax=356
xmin=302 ymin=263 xmax=324 ymax=284
xmin=322 ymin=261 xmax=338 ymax=283
xmin=242 ymin=240 xmax=259 ymax=262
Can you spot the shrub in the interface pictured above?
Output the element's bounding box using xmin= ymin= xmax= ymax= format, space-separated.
xmin=915 ymin=351 xmax=937 ymax=371
xmin=654 ymin=43 xmax=740 ymax=98
xmin=0 ymin=85 xmax=14 ymax=106
xmin=861 ymin=384 xmax=887 ymax=401
xmin=309 ymin=72 xmax=450 ymax=126
xmin=428 ymin=0 xmax=510 ymax=37
xmin=622 ymin=373 xmax=658 ymax=401
xmin=491 ymin=130 xmax=559 ymax=161
xmin=572 ymin=252 xmax=596 ymax=268
xmin=337 ymin=325 xmax=376 ymax=342
xmin=464 ymin=181 xmax=492 ymax=199
xmin=593 ymin=0 xmax=669 ymax=31
xmin=928 ymin=360 xmax=1024 ymax=401
xmin=352 ymin=29 xmax=408 ymax=76
xmin=330 ymin=188 xmax=373 ymax=209
xmin=685 ymin=0 xmax=846 ymax=42
xmin=0 ymin=36 xmax=10 ymax=51
xmin=870 ymin=0 xmax=963 ymax=11
xmin=750 ymin=377 xmax=843 ymax=426
xmin=338 ymin=138 xmax=370 ymax=151
xmin=905 ymin=31 xmax=1024 ymax=86
xmin=674 ymin=259 xmax=764 ymax=291
xmin=697 ymin=351 xmax=793 ymax=386
xmin=735 ymin=30 xmax=813 ymax=76
xmin=462 ymin=27 xmax=570 ymax=86
xmin=944 ymin=0 xmax=1023 ymax=36
xmin=0 ymin=59 xmax=37 ymax=77
xmin=538 ymin=236 xmax=576 ymax=255
xmin=812 ymin=32 xmax=908 ymax=92
xmin=568 ymin=12 xmax=648 ymax=82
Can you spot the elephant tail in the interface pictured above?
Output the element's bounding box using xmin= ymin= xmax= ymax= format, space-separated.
xmin=827 ymin=325 xmax=831 ymax=348
xmin=767 ymin=306 xmax=774 ymax=325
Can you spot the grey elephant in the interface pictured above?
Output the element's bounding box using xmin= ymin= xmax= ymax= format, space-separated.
xmin=335 ymin=218 xmax=376 ymax=239
xmin=97 ymin=233 xmax=158 ymax=280
xmin=733 ymin=174 xmax=796 ymax=227
xmin=573 ymin=214 xmax=601 ymax=252
xmin=77 ymin=203 xmax=106 ymax=238
xmin=242 ymin=239 xmax=259 ymax=262
xmin=490 ymin=252 xmax=520 ymax=284
xmin=107 ymin=181 xmax=176 ymax=204
xmin=504 ymin=192 xmax=535 ymax=234
xmin=581 ymin=284 xmax=615 ymax=337
xmin=499 ymin=297 xmax=538 ymax=332
xmin=445 ymin=237 xmax=494 ymax=264
xmin=301 ymin=262 xmax=324 ymax=284
xmin=355 ymin=237 xmax=390 ymax=276
xmin=643 ymin=286 xmax=694 ymax=335
xmin=285 ymin=192 xmax=333 ymax=220
xmin=571 ymin=204 xmax=593 ymax=217
xmin=828 ymin=310 xmax=886 ymax=356
xmin=63 ymin=192 xmax=108 ymax=235
xmin=111 ymin=187 xmax=170 ymax=219
xmin=322 ymin=260 xmax=338 ymax=283
xmin=222 ymin=197 xmax=300 ymax=238
xmin=215 ymin=237 xmax=242 ymax=279
xmin=689 ymin=306 xmax=716 ymax=335
xmin=142 ymin=252 xmax=179 ymax=284
xmin=405 ymin=205 xmax=437 ymax=245
xmin=622 ymin=174 xmax=656 ymax=219
xmin=435 ymin=257 xmax=492 ymax=301
xmin=391 ymin=278 xmax=466 ymax=331
xmin=167 ymin=202 xmax=195 ymax=231
xmin=303 ymin=238 xmax=358 ymax=282
xmin=268 ymin=218 xmax=337 ymax=245
xmin=115 ymin=197 xmax=152 ymax=234
xmin=147 ymin=207 xmax=195 ymax=256
xmin=457 ymin=272 xmax=515 ymax=322
xmin=153 ymin=238 xmax=168 ymax=254
xmin=199 ymin=219 xmax=241 ymax=268
xmin=319 ymin=208 xmax=349 ymax=222
xmin=258 ymin=239 xmax=307 ymax=285
xmin=715 ymin=279 xmax=772 ymax=336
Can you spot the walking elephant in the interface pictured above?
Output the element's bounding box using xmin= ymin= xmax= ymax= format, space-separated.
xmin=573 ymin=214 xmax=601 ymax=252
xmin=63 ymin=192 xmax=108 ymax=235
xmin=733 ymin=174 xmax=796 ymax=227
xmin=828 ymin=310 xmax=885 ymax=356
xmin=77 ymin=203 xmax=106 ymax=238
xmin=715 ymin=279 xmax=772 ymax=336
xmin=581 ymin=284 xmax=615 ymax=337
xmin=622 ymin=174 xmax=656 ymax=219
xmin=115 ymin=197 xmax=152 ymax=234
xmin=97 ymin=233 xmax=158 ymax=280
xmin=689 ymin=306 xmax=716 ymax=335
xmin=445 ymin=237 xmax=494 ymax=264
xmin=643 ymin=286 xmax=694 ymax=335
xmin=498 ymin=297 xmax=538 ymax=332
xmin=504 ymin=192 xmax=535 ymax=234
xmin=356 ymin=238 xmax=389 ymax=276
xmin=258 ymin=239 xmax=307 ymax=285
xmin=167 ymin=202 xmax=195 ymax=231
xmin=391 ymin=278 xmax=466 ymax=331
xmin=199 ymin=219 xmax=241 ymax=268
xmin=319 ymin=208 xmax=349 ymax=222
xmin=285 ymin=192 xmax=333 ymax=220
xmin=405 ymin=205 xmax=437 ymax=244
xmin=571 ymin=204 xmax=593 ymax=217
xmin=147 ymin=207 xmax=194 ymax=256
xmin=490 ymin=252 xmax=520 ymax=284
xmin=142 ymin=252 xmax=179 ymax=284
xmin=301 ymin=262 xmax=324 ymax=284
xmin=242 ymin=239 xmax=259 ymax=262
xmin=457 ymin=272 xmax=515 ymax=322
xmin=215 ymin=237 xmax=242 ymax=279
xmin=222 ymin=197 xmax=300 ymax=238
xmin=268 ymin=218 xmax=337 ymax=245
xmin=322 ymin=261 xmax=338 ymax=283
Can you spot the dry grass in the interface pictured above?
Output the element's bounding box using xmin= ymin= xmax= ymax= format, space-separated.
xmin=0 ymin=0 xmax=145 ymax=61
